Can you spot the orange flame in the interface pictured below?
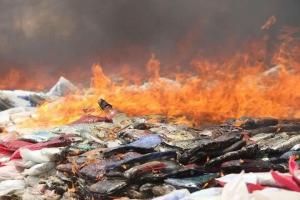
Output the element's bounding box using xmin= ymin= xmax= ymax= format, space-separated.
xmin=0 ymin=69 xmax=46 ymax=91
xmin=23 ymin=27 xmax=300 ymax=128
xmin=0 ymin=66 xmax=91 ymax=91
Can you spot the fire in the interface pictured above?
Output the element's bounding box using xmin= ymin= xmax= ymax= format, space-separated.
xmin=0 ymin=69 xmax=46 ymax=91
xmin=22 ymin=27 xmax=300 ymax=128
xmin=0 ymin=66 xmax=91 ymax=91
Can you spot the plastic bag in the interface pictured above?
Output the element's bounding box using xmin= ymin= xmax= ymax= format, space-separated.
xmin=221 ymin=172 xmax=250 ymax=200
xmin=0 ymin=165 xmax=23 ymax=180
xmin=182 ymin=188 xmax=222 ymax=200
xmin=153 ymin=189 xmax=190 ymax=200
xmin=20 ymin=148 xmax=61 ymax=163
xmin=216 ymin=172 xmax=277 ymax=188
xmin=23 ymin=162 xmax=55 ymax=176
xmin=0 ymin=179 xmax=25 ymax=196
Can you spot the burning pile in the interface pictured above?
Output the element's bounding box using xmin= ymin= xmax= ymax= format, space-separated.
xmin=0 ymin=85 xmax=300 ymax=199
xmin=0 ymin=27 xmax=299 ymax=199
xmin=2 ymin=25 xmax=300 ymax=128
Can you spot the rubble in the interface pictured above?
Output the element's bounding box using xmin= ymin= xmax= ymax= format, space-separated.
xmin=0 ymin=77 xmax=78 ymax=129
xmin=0 ymin=93 xmax=299 ymax=199
xmin=0 ymin=90 xmax=46 ymax=111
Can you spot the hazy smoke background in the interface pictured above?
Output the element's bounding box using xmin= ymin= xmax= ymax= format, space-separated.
xmin=0 ymin=0 xmax=299 ymax=87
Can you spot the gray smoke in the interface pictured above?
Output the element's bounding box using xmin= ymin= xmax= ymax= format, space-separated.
xmin=0 ymin=0 xmax=299 ymax=86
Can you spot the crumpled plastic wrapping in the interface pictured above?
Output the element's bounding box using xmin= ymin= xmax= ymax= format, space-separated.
xmin=20 ymin=148 xmax=61 ymax=163
xmin=23 ymin=162 xmax=55 ymax=176
xmin=0 ymin=165 xmax=23 ymax=180
xmin=0 ymin=180 xmax=25 ymax=196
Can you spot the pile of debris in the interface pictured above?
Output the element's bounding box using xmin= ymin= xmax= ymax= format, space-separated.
xmin=0 ymin=77 xmax=77 ymax=127
xmin=0 ymin=79 xmax=300 ymax=199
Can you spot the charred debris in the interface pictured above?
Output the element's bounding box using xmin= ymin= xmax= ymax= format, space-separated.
xmin=1 ymin=98 xmax=300 ymax=199
xmin=0 ymin=79 xmax=300 ymax=199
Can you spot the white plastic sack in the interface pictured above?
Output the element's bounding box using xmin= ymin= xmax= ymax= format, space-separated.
xmin=0 ymin=110 xmax=10 ymax=125
xmin=153 ymin=189 xmax=190 ymax=200
xmin=221 ymin=173 xmax=250 ymax=200
xmin=23 ymin=162 xmax=55 ymax=176
xmin=14 ymin=160 xmax=37 ymax=169
xmin=0 ymin=179 xmax=25 ymax=196
xmin=20 ymin=148 xmax=61 ymax=163
xmin=182 ymin=187 xmax=222 ymax=200
xmin=0 ymin=165 xmax=23 ymax=180
xmin=216 ymin=172 xmax=278 ymax=187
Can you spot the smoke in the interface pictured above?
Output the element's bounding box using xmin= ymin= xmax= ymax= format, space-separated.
xmin=0 ymin=0 xmax=299 ymax=86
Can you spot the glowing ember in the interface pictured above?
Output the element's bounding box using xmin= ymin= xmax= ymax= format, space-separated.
xmin=22 ymin=28 xmax=300 ymax=128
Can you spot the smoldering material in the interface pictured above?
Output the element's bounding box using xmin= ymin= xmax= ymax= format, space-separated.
xmin=205 ymin=144 xmax=259 ymax=168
